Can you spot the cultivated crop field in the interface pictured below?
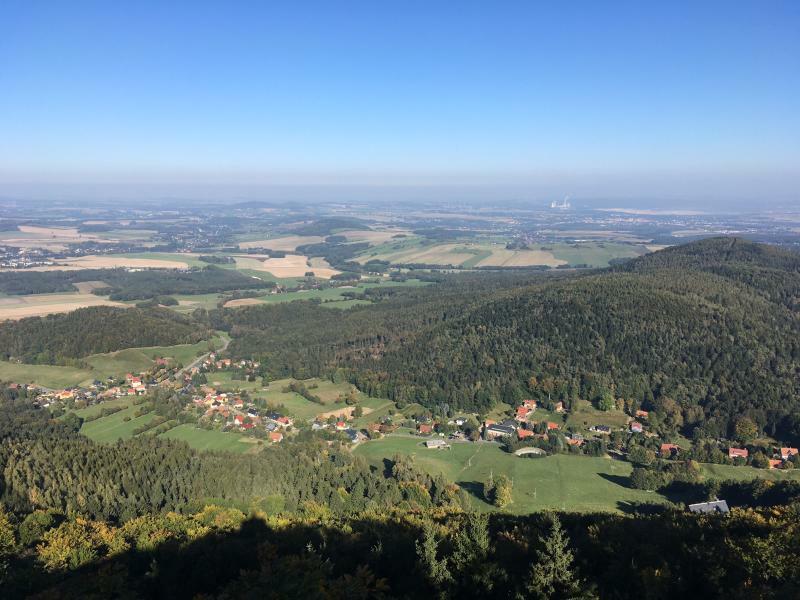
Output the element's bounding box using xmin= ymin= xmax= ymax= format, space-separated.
xmin=0 ymin=292 xmax=125 ymax=320
xmin=354 ymin=238 xmax=651 ymax=268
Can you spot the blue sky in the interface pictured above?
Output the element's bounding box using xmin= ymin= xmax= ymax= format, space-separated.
xmin=1 ymin=1 xmax=798 ymax=204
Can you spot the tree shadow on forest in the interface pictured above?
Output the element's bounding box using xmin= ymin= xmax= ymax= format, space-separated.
xmin=5 ymin=515 xmax=427 ymax=600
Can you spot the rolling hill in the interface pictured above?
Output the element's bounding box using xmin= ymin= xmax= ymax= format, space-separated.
xmin=222 ymin=238 xmax=800 ymax=440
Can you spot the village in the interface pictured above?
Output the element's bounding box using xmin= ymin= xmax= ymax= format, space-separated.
xmin=23 ymin=352 xmax=800 ymax=473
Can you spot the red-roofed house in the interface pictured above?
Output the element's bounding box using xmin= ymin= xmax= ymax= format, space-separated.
xmin=630 ymin=421 xmax=643 ymax=433
xmin=780 ymin=447 xmax=799 ymax=461
xmin=769 ymin=459 xmax=783 ymax=469
xmin=335 ymin=421 xmax=347 ymax=431
xmin=234 ymin=415 xmax=245 ymax=426
xmin=635 ymin=410 xmax=649 ymax=419
xmin=417 ymin=423 xmax=433 ymax=435
xmin=660 ymin=443 xmax=680 ymax=457
xmin=523 ymin=399 xmax=537 ymax=410
xmin=566 ymin=438 xmax=584 ymax=447
xmin=269 ymin=432 xmax=283 ymax=443
xmin=728 ymin=447 xmax=749 ymax=460
xmin=517 ymin=428 xmax=534 ymax=440
xmin=546 ymin=421 xmax=560 ymax=431
xmin=515 ymin=406 xmax=532 ymax=422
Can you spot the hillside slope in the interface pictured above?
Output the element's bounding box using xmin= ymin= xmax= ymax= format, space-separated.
xmin=223 ymin=238 xmax=800 ymax=438
xmin=0 ymin=306 xmax=211 ymax=365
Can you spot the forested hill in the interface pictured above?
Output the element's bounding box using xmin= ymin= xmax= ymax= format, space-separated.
xmin=220 ymin=238 xmax=800 ymax=440
xmin=615 ymin=236 xmax=800 ymax=310
xmin=0 ymin=306 xmax=210 ymax=365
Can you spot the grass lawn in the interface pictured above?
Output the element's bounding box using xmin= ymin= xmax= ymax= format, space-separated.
xmin=0 ymin=361 xmax=94 ymax=388
xmin=79 ymin=404 xmax=158 ymax=443
xmin=159 ymin=424 xmax=257 ymax=453
xmin=354 ymin=436 xmax=661 ymax=513
xmin=565 ymin=400 xmax=629 ymax=430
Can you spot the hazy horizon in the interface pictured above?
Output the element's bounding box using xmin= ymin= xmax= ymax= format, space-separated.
xmin=1 ymin=2 xmax=799 ymax=206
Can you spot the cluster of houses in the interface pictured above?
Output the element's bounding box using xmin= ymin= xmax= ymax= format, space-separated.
xmin=726 ymin=445 xmax=798 ymax=469
xmin=483 ymin=398 xmax=578 ymax=444
xmin=33 ymin=364 xmax=176 ymax=410
xmin=192 ymin=354 xmax=261 ymax=377
xmin=192 ymin=387 xmax=291 ymax=443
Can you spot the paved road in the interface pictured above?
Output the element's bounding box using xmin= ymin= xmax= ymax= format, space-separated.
xmin=178 ymin=334 xmax=230 ymax=377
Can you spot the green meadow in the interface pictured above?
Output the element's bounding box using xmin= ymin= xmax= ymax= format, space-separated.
xmin=354 ymin=435 xmax=800 ymax=513
xmin=79 ymin=403 xmax=158 ymax=443
xmin=159 ymin=424 xmax=257 ymax=454
xmin=0 ymin=361 xmax=94 ymax=389
xmin=0 ymin=335 xmax=226 ymax=388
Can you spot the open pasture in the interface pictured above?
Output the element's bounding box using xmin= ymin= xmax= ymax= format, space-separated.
xmin=79 ymin=403 xmax=158 ymax=443
xmin=354 ymin=436 xmax=659 ymax=512
xmin=159 ymin=424 xmax=257 ymax=453
xmin=0 ymin=360 xmax=94 ymax=388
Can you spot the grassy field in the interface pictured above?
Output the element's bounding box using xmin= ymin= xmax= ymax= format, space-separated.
xmin=221 ymin=279 xmax=430 ymax=309
xmin=353 ymin=238 xmax=653 ymax=269
xmin=0 ymin=361 xmax=94 ymax=388
xmin=565 ymin=400 xmax=630 ymax=430
xmin=0 ymin=335 xmax=226 ymax=388
xmin=549 ymin=243 xmax=647 ymax=267
xmin=159 ymin=424 xmax=257 ymax=453
xmin=79 ymin=403 xmax=158 ymax=443
xmin=355 ymin=436 xmax=659 ymax=512
xmin=83 ymin=348 xmax=156 ymax=377
xmin=208 ymin=371 xmax=265 ymax=392
xmin=355 ymin=435 xmax=800 ymax=513
xmin=247 ymin=377 xmax=388 ymax=421
xmin=75 ymin=398 xmax=257 ymax=454
xmin=699 ymin=462 xmax=800 ymax=482
xmin=71 ymin=397 xmax=133 ymax=418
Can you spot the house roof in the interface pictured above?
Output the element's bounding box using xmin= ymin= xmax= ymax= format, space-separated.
xmin=487 ymin=424 xmax=515 ymax=435
xmin=688 ymin=500 xmax=729 ymax=514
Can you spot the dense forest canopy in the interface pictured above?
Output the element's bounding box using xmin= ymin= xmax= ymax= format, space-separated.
xmin=0 ymin=307 xmax=210 ymax=365
xmin=0 ymin=266 xmax=271 ymax=299
xmin=213 ymin=238 xmax=800 ymax=440
xmin=0 ymin=391 xmax=465 ymax=522
xmin=0 ymin=384 xmax=799 ymax=599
